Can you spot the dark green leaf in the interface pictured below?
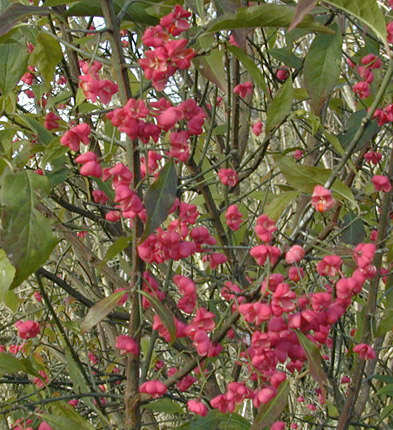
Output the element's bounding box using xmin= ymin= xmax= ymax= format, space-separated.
xmin=266 ymin=77 xmax=293 ymax=132
xmin=46 ymin=167 xmax=70 ymax=187
xmin=66 ymin=0 xmax=158 ymax=25
xmin=0 ymin=248 xmax=15 ymax=301
xmin=142 ymin=159 xmax=178 ymax=241
xmin=81 ymin=290 xmax=125 ymax=333
xmin=0 ymin=3 xmax=50 ymax=37
xmin=377 ymin=384 xmax=393 ymax=396
xmin=304 ymin=23 xmax=342 ymax=114
xmin=208 ymin=4 xmax=334 ymax=33
xmin=338 ymin=110 xmax=379 ymax=151
xmin=0 ymin=42 xmax=28 ymax=94
xmin=30 ymin=32 xmax=63 ymax=89
xmin=228 ymin=44 xmax=268 ymax=93
xmin=0 ymin=170 xmax=57 ymax=287
xmin=341 ymin=212 xmax=365 ymax=245
xmin=252 ymin=380 xmax=289 ymax=430
xmin=324 ymin=0 xmax=386 ymax=42
xmin=269 ymin=47 xmax=302 ymax=69
xmin=296 ymin=331 xmax=328 ymax=397
xmin=143 ymin=398 xmax=185 ymax=414
xmin=21 ymin=115 xmax=53 ymax=146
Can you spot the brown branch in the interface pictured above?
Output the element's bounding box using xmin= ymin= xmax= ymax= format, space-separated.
xmin=99 ymin=1 xmax=144 ymax=428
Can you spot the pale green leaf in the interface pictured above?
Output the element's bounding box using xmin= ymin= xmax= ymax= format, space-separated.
xmin=81 ymin=290 xmax=125 ymax=333
xmin=266 ymin=77 xmax=293 ymax=132
xmin=208 ymin=4 xmax=334 ymax=33
xmin=30 ymin=32 xmax=63 ymax=89
xmin=0 ymin=249 xmax=15 ymax=301
xmin=0 ymin=42 xmax=28 ymax=94
xmin=0 ymin=170 xmax=57 ymax=287
xmin=324 ymin=0 xmax=386 ymax=42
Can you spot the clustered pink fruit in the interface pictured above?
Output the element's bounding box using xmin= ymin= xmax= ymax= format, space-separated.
xmin=79 ymin=60 xmax=118 ymax=105
xmin=15 ymin=320 xmax=40 ymax=339
xmin=352 ymin=54 xmax=382 ymax=100
xmin=139 ymin=5 xmax=195 ymax=91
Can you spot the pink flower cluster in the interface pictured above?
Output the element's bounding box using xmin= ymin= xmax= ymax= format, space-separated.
xmin=75 ymin=151 xmax=102 ymax=178
xmin=372 ymin=175 xmax=392 ymax=192
xmin=107 ymin=97 xmax=206 ymax=162
xmin=225 ymin=204 xmax=243 ymax=231
xmin=218 ymin=168 xmax=239 ymax=187
xmin=173 ymin=275 xmax=197 ymax=314
xmin=139 ymin=5 xmax=195 ymax=91
xmin=352 ymin=54 xmax=382 ymax=99
xmin=60 ymin=123 xmax=90 ymax=152
xmin=79 ymin=60 xmax=118 ymax=105
xmin=102 ymin=162 xmax=145 ymax=223
xmin=137 ymin=207 xmax=218 ymax=264
xmin=115 ymin=335 xmax=139 ymax=355
xmin=15 ymin=320 xmax=40 ymax=339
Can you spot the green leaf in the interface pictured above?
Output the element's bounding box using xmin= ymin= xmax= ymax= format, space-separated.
xmin=341 ymin=212 xmax=365 ymax=245
xmin=185 ymin=411 xmax=250 ymax=430
xmin=66 ymin=0 xmax=158 ymax=25
xmin=3 ymin=290 xmax=19 ymax=311
xmin=275 ymin=155 xmax=355 ymax=204
xmin=30 ymin=32 xmax=63 ymax=89
xmin=266 ymin=77 xmax=293 ymax=132
xmin=97 ymin=236 xmax=132 ymax=270
xmin=143 ymin=398 xmax=185 ymax=414
xmin=64 ymin=350 xmax=89 ymax=393
xmin=42 ymin=413 xmax=95 ymax=430
xmin=0 ymin=352 xmax=36 ymax=375
xmin=46 ymin=166 xmax=70 ymax=187
xmin=0 ymin=42 xmax=28 ymax=94
xmin=21 ymin=114 xmax=53 ymax=146
xmin=303 ymin=23 xmax=342 ymax=114
xmin=296 ymin=331 xmax=328 ymax=397
xmin=194 ymin=35 xmax=226 ymax=92
xmin=269 ymin=47 xmax=302 ymax=69
xmin=376 ymin=308 xmax=393 ymax=337
xmin=227 ymin=44 xmax=268 ymax=93
xmin=0 ymin=3 xmax=50 ymax=37
xmin=338 ymin=110 xmax=379 ymax=151
xmin=323 ymin=0 xmax=386 ymax=43
xmin=81 ymin=290 xmax=125 ymax=333
xmin=45 ymin=0 xmax=79 ymax=5
xmin=208 ymin=4 xmax=334 ymax=33
xmin=264 ymin=191 xmax=299 ymax=221
xmin=139 ymin=290 xmax=176 ymax=344
xmin=141 ymin=159 xmax=178 ymax=241
xmin=0 ymin=248 xmax=15 ymax=301
xmin=377 ymin=384 xmax=393 ymax=396
xmin=251 ymin=380 xmax=289 ymax=430
xmin=0 ymin=170 xmax=57 ymax=287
